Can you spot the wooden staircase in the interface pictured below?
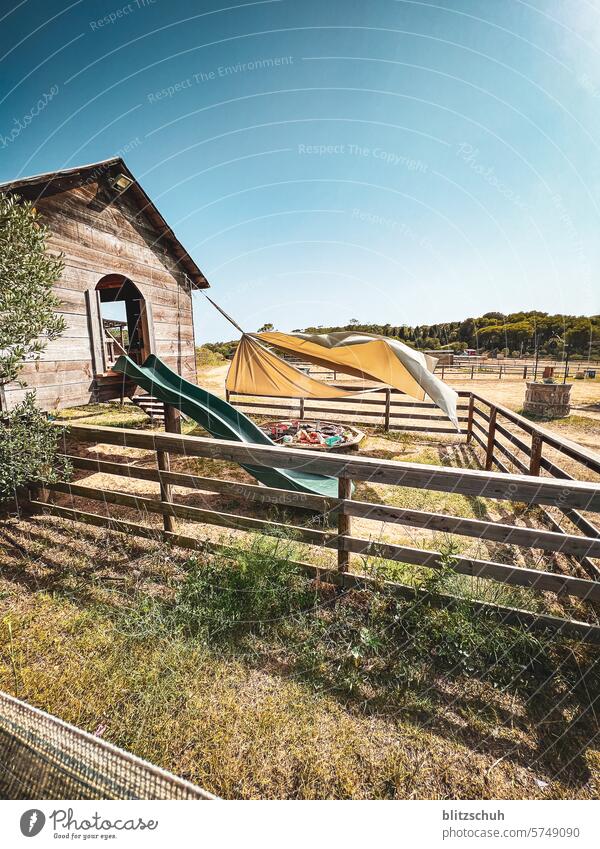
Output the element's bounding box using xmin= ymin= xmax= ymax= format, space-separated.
xmin=130 ymin=393 xmax=166 ymax=423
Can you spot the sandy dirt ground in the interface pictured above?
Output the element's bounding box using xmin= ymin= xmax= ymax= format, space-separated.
xmin=446 ymin=376 xmax=600 ymax=454
xmin=448 ymin=375 xmax=600 ymax=413
xmin=197 ymin=362 xmax=600 ymax=453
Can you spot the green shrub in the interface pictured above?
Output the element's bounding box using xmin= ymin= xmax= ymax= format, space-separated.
xmin=195 ymin=345 xmax=227 ymax=367
xmin=0 ymin=392 xmax=71 ymax=501
xmin=170 ymin=538 xmax=316 ymax=641
xmin=0 ymin=193 xmax=65 ymax=385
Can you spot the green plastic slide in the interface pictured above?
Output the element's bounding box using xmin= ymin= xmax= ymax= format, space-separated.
xmin=112 ymin=354 xmax=339 ymax=498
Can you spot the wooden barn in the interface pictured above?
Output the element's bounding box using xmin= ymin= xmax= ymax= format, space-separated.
xmin=0 ymin=157 xmax=208 ymax=412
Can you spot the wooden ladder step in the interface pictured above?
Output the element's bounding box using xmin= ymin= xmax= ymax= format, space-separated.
xmin=131 ymin=394 xmax=166 ymax=420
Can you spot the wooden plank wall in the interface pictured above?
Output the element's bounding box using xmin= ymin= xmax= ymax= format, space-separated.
xmin=3 ymin=183 xmax=197 ymax=411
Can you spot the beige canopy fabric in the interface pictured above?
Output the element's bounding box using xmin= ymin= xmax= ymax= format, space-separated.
xmin=225 ymin=334 xmax=358 ymax=399
xmin=258 ymin=332 xmax=435 ymax=398
xmin=226 ymin=330 xmax=459 ymax=428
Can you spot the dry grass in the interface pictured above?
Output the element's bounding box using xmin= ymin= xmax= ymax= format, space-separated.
xmin=0 ymin=516 xmax=598 ymax=800
xmin=53 ymin=402 xmax=149 ymax=429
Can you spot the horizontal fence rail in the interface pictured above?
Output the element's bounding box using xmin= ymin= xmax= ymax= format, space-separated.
xmin=227 ymin=388 xmax=469 ymax=433
xmin=19 ymin=419 xmax=600 ymax=643
xmin=56 ymin=423 xmax=600 ymax=510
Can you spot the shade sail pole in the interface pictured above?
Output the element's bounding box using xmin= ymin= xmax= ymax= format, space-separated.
xmin=202 ymin=293 xmax=245 ymax=334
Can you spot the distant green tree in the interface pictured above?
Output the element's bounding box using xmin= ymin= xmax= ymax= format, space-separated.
xmin=565 ymin=320 xmax=593 ymax=353
xmin=210 ymin=311 xmax=599 ymax=359
xmin=257 ymin=322 xmax=275 ymax=333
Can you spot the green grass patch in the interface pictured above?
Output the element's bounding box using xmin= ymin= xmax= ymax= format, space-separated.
xmin=53 ymin=403 xmax=149 ymax=429
xmin=517 ymin=410 xmax=598 ymax=433
xmin=356 ymin=478 xmax=487 ymax=518
xmin=115 ymin=538 xmax=577 ymax=698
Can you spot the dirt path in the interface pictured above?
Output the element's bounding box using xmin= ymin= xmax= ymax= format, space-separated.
xmin=196 ymin=362 xmax=229 ymax=393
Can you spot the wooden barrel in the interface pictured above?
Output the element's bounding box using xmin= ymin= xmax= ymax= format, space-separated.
xmin=523 ymin=382 xmax=571 ymax=418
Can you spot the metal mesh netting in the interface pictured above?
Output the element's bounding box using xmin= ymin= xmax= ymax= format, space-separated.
xmin=0 ymin=691 xmax=214 ymax=800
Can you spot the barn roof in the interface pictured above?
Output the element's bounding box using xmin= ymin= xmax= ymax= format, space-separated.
xmin=0 ymin=157 xmax=209 ymax=289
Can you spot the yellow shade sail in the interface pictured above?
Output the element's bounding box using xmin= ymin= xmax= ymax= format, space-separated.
xmin=257 ymin=332 xmax=432 ymax=400
xmin=225 ymin=330 xmax=459 ymax=428
xmin=225 ymin=334 xmax=357 ymax=399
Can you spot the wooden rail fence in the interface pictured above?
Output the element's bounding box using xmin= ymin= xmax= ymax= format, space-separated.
xmin=227 ymin=386 xmax=600 ymax=577
xmin=23 ymin=419 xmax=600 ymax=644
xmin=227 ymin=387 xmax=470 ymax=434
xmin=465 ymin=391 xmax=600 ymax=580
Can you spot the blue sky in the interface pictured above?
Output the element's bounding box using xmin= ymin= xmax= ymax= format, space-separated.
xmin=1 ymin=0 xmax=599 ymax=341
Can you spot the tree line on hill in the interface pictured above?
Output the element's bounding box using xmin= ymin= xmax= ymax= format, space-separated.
xmin=203 ymin=311 xmax=599 ymax=361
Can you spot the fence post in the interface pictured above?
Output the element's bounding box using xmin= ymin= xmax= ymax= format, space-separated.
xmin=156 ymin=449 xmax=175 ymax=535
xmin=384 ymin=388 xmax=391 ymax=432
xmin=498 ymin=365 xmax=502 ymax=379
xmin=225 ymin=389 xmax=230 ymax=403
xmin=485 ymin=406 xmax=497 ymax=471
xmin=471 ymin=365 xmax=475 ymax=379
xmin=466 ymin=394 xmax=474 ymax=444
xmin=523 ymin=365 xmax=527 ymax=380
xmin=157 ymin=403 xmax=181 ymax=535
xmin=299 ymin=397 xmax=305 ymax=420
xmin=441 ymin=365 xmax=445 ymax=380
xmin=530 ymin=432 xmax=543 ymax=476
xmin=337 ymin=476 xmax=352 ymax=573
xmin=164 ymin=403 xmax=181 ymax=435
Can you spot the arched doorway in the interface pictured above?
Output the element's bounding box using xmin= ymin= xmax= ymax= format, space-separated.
xmin=95 ymin=275 xmax=154 ymax=367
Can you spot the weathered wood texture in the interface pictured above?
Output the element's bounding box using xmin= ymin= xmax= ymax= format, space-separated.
xmin=3 ymin=181 xmax=197 ymax=411
xmin=469 ymin=393 xmax=600 ymax=580
xmin=228 ymin=391 xmax=469 ymax=433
